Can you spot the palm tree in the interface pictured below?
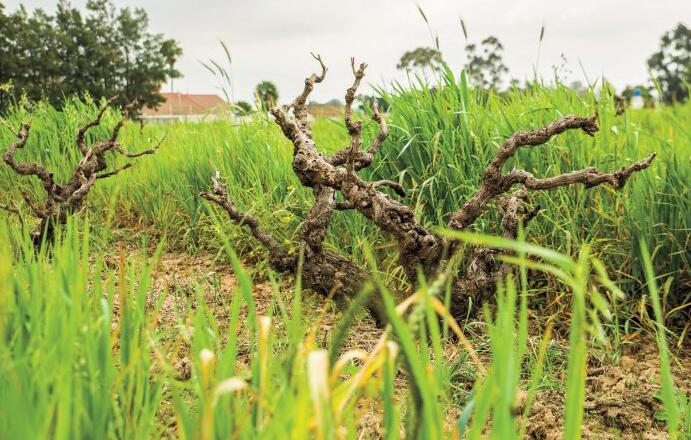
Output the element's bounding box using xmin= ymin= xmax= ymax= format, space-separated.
xmin=255 ymin=81 xmax=278 ymax=110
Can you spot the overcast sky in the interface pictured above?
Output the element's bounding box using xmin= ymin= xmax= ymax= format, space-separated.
xmin=8 ymin=0 xmax=691 ymax=103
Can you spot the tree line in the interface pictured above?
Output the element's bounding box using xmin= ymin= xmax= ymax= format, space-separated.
xmin=0 ymin=1 xmax=181 ymax=113
xmin=397 ymin=23 xmax=690 ymax=105
xmin=0 ymin=1 xmax=687 ymax=114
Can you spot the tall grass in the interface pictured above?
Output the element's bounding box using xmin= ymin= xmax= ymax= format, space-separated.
xmin=0 ymin=80 xmax=687 ymax=313
xmin=0 ymin=219 xmax=165 ymax=438
xmin=0 ymin=39 xmax=687 ymax=439
xmin=640 ymin=240 xmax=685 ymax=439
xmin=375 ymin=68 xmax=689 ymax=302
xmin=1 ymin=219 xmax=686 ymax=438
xmin=442 ymin=229 xmax=628 ymax=439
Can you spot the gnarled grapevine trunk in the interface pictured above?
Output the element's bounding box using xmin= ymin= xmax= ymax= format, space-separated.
xmin=201 ymin=176 xmax=386 ymax=325
xmin=1 ymin=99 xmax=159 ymax=246
xmin=202 ymin=55 xmax=655 ymax=323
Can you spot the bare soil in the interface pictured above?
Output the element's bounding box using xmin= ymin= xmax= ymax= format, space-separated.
xmin=527 ymin=342 xmax=690 ymax=439
xmin=117 ymin=247 xmax=689 ymax=439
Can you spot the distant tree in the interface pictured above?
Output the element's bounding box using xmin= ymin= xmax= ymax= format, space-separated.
xmin=234 ymin=100 xmax=253 ymax=115
xmin=255 ymin=81 xmax=278 ymax=110
xmin=358 ymin=95 xmax=390 ymax=113
xmin=569 ymin=81 xmax=588 ymax=96
xmin=464 ymin=36 xmax=509 ymax=90
xmin=0 ymin=5 xmax=58 ymax=109
xmin=397 ymin=47 xmax=443 ymax=72
xmin=0 ymin=1 xmax=182 ymax=113
xmin=110 ymin=2 xmax=182 ymax=112
xmin=647 ymin=23 xmax=690 ymax=104
xmin=323 ymin=98 xmax=344 ymax=106
xmin=509 ymin=79 xmax=522 ymax=89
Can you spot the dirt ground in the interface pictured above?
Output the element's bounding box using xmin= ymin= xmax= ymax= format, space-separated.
xmin=119 ymin=247 xmax=690 ymax=439
xmin=527 ymin=342 xmax=690 ymax=439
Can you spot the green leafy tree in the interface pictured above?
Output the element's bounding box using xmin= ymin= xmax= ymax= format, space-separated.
xmin=255 ymin=81 xmax=278 ymax=110
xmin=358 ymin=95 xmax=389 ymax=113
xmin=112 ymin=2 xmax=181 ymax=112
xmin=647 ymin=23 xmax=690 ymax=104
xmin=464 ymin=36 xmax=509 ymax=90
xmin=234 ymin=100 xmax=253 ymax=115
xmin=397 ymin=47 xmax=443 ymax=72
xmin=0 ymin=5 xmax=59 ymax=109
xmin=0 ymin=1 xmax=182 ymax=113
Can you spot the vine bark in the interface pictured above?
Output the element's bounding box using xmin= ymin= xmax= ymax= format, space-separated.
xmin=202 ymin=56 xmax=655 ymax=323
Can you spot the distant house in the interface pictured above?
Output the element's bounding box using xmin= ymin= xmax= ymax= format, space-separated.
xmin=140 ymin=92 xmax=232 ymax=123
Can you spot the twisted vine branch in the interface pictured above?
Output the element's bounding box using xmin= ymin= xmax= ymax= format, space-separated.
xmin=203 ymin=54 xmax=656 ymax=322
xmin=1 ymin=98 xmax=159 ymax=245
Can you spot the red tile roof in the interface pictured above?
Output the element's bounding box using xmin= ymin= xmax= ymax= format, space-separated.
xmin=142 ymin=92 xmax=229 ymax=116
